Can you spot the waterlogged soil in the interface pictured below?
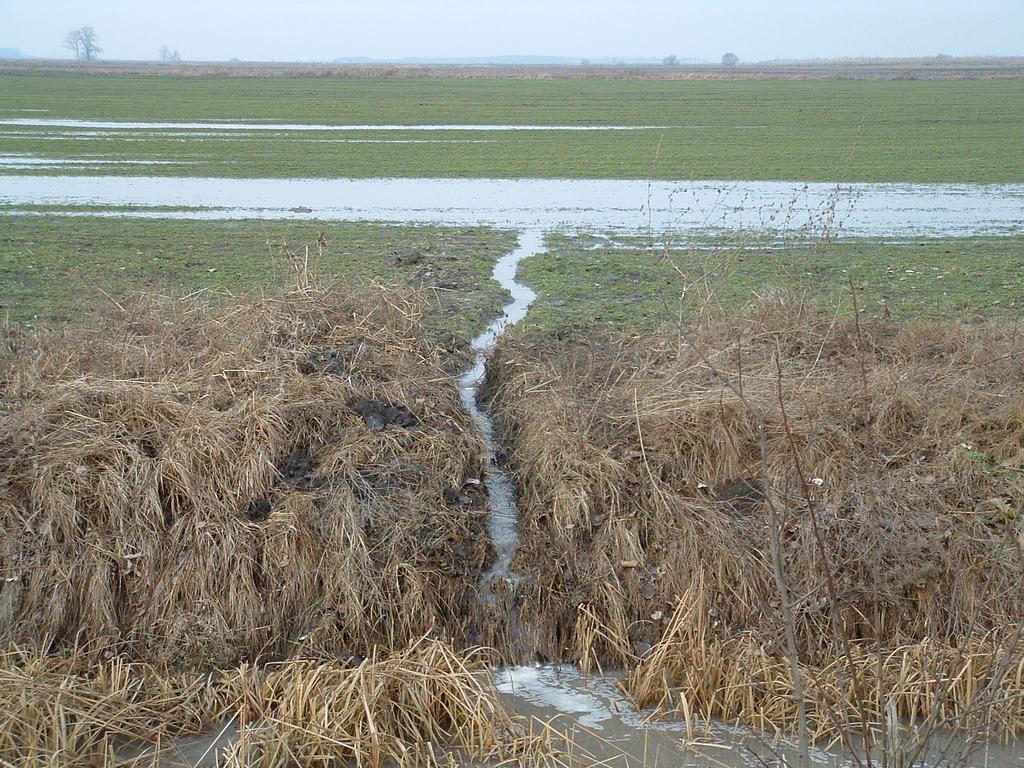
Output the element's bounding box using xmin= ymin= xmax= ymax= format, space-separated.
xmin=1 ymin=77 xmax=1022 ymax=182
xmin=3 ymin=176 xmax=1024 ymax=236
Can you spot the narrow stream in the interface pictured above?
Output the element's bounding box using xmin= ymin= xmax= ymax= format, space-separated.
xmin=457 ymin=230 xmax=542 ymax=593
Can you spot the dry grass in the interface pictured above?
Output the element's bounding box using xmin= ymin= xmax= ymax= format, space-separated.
xmin=4 ymin=277 xmax=1024 ymax=758
xmin=0 ymin=638 xmax=536 ymax=767
xmin=627 ymin=580 xmax=1024 ymax=742
xmin=486 ymin=293 xmax=1024 ymax=737
xmin=0 ymin=279 xmax=628 ymax=766
xmin=0 ymin=281 xmax=495 ymax=669
xmin=215 ymin=638 xmax=514 ymax=767
xmin=1 ymin=638 xmax=656 ymax=767
xmin=0 ymin=645 xmax=211 ymax=767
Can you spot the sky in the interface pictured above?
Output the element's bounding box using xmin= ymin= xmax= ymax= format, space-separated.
xmin=2 ymin=0 xmax=1022 ymax=62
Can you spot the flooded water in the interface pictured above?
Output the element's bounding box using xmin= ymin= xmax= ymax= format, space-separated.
xmin=0 ymin=154 xmax=190 ymax=170
xmin=130 ymin=664 xmax=1022 ymax=768
xmin=495 ymin=665 xmax=1024 ymax=768
xmin=3 ymin=175 xmax=1023 ymax=236
xmin=0 ymin=118 xmax=666 ymax=132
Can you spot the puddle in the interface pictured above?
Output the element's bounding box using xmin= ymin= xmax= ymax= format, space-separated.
xmin=0 ymin=154 xmax=191 ymax=169
xmin=495 ymin=665 xmax=1024 ymax=768
xmin=0 ymin=118 xmax=668 ymax=132
xmin=496 ymin=664 xmax=803 ymax=767
xmin=2 ymin=176 xmax=1022 ymax=236
xmin=0 ymin=131 xmax=498 ymax=144
xmin=110 ymin=664 xmax=1023 ymax=768
xmin=116 ymin=720 xmax=241 ymax=768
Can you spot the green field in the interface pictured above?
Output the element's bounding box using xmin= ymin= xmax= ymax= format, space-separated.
xmin=1 ymin=73 xmax=1022 ymax=182
xmin=2 ymin=215 xmax=1020 ymax=341
xmin=0 ymin=216 xmax=514 ymax=354
xmin=518 ymin=233 xmax=1024 ymax=334
xmin=2 ymin=74 xmax=1021 ymax=337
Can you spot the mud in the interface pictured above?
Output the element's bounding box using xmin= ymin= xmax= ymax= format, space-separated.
xmin=349 ymin=398 xmax=419 ymax=431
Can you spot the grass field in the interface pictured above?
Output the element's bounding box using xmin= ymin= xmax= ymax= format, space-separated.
xmin=2 ymin=215 xmax=1020 ymax=340
xmin=0 ymin=216 xmax=514 ymax=353
xmin=1 ymin=73 xmax=1023 ymax=182
xmin=517 ymin=233 xmax=1024 ymax=333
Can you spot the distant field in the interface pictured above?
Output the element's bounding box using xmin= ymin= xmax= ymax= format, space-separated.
xmin=1 ymin=74 xmax=1022 ymax=182
xmin=5 ymin=57 xmax=1024 ymax=80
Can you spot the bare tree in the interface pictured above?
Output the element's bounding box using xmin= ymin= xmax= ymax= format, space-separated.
xmin=63 ymin=29 xmax=82 ymax=60
xmin=65 ymin=27 xmax=101 ymax=61
xmin=79 ymin=27 xmax=101 ymax=61
xmin=721 ymin=52 xmax=739 ymax=67
xmin=662 ymin=54 xmax=679 ymax=66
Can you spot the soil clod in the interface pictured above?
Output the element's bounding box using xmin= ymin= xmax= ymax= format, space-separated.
xmin=350 ymin=398 xmax=419 ymax=431
xmin=247 ymin=497 xmax=272 ymax=521
xmin=389 ymin=250 xmax=426 ymax=267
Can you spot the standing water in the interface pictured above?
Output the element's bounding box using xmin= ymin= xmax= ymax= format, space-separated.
xmin=457 ymin=230 xmax=543 ymax=593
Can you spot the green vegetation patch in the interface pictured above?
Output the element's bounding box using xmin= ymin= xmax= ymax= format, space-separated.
xmin=0 ymin=215 xmax=515 ymax=353
xmin=1 ymin=74 xmax=1022 ymax=182
xmin=518 ymin=233 xmax=1024 ymax=334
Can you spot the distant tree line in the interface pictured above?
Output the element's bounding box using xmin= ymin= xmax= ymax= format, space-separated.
xmin=159 ymin=46 xmax=182 ymax=63
xmin=660 ymin=53 xmax=741 ymax=68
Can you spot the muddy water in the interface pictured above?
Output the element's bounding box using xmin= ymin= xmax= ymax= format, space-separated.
xmin=3 ymin=175 xmax=1023 ymax=236
xmin=495 ymin=665 xmax=1024 ymax=768
xmin=131 ymin=665 xmax=1023 ymax=767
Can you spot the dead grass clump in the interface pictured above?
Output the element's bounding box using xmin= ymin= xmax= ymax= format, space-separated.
xmin=486 ymin=294 xmax=1023 ymax=731
xmin=0 ymin=638 xmax=532 ymax=768
xmin=0 ymin=645 xmax=211 ymax=767
xmin=218 ymin=638 xmax=513 ymax=767
xmin=0 ymin=282 xmax=493 ymax=668
xmin=626 ymin=580 xmax=1024 ymax=740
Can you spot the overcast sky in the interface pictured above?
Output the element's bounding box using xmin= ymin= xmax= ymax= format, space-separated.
xmin=2 ymin=0 xmax=1022 ymax=62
